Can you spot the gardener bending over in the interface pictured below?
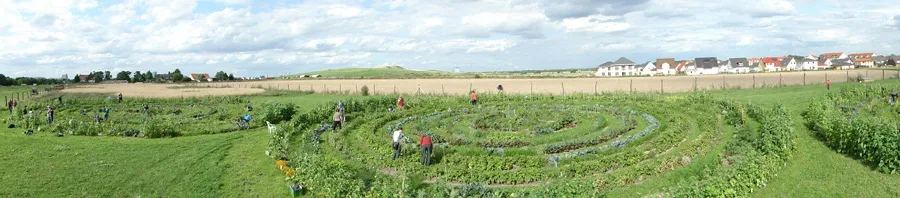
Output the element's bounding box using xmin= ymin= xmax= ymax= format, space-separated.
xmin=891 ymin=92 xmax=898 ymax=105
xmin=332 ymin=108 xmax=342 ymax=132
xmin=392 ymin=127 xmax=404 ymax=160
xmin=420 ymin=134 xmax=433 ymax=166
xmin=118 ymin=93 xmax=123 ymax=103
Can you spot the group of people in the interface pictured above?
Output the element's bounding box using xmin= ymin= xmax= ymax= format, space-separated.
xmin=391 ymin=127 xmax=433 ymax=166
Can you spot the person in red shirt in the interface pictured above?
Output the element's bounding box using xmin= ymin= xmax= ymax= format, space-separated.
xmin=826 ymin=80 xmax=831 ymax=90
xmin=397 ymin=95 xmax=405 ymax=110
xmin=470 ymin=91 xmax=477 ymax=105
xmin=419 ymin=135 xmax=433 ymax=166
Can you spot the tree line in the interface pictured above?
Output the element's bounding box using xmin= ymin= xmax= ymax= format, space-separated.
xmin=0 ymin=74 xmax=63 ymax=86
xmin=72 ymin=69 xmax=238 ymax=83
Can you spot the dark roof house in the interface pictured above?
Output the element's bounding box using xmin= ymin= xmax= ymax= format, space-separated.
xmin=694 ymin=57 xmax=718 ymax=69
xmin=611 ymin=57 xmax=635 ymax=66
xmin=728 ymin=58 xmax=750 ymax=68
xmin=598 ymin=61 xmax=614 ymax=68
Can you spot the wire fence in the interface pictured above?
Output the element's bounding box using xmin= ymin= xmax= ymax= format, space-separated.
xmin=203 ymin=70 xmax=900 ymax=96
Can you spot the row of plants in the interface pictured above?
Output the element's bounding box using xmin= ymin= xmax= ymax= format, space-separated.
xmin=804 ymin=85 xmax=900 ymax=174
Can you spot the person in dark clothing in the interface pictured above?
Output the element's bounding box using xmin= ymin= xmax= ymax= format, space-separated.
xmin=143 ymin=104 xmax=150 ymax=114
xmin=46 ymin=106 xmax=54 ymax=125
xmin=58 ymin=96 xmax=62 ymax=104
xmin=891 ymin=93 xmax=898 ymax=105
xmin=6 ymin=99 xmax=12 ymax=114
xmin=420 ymin=135 xmax=433 ymax=166
xmin=117 ymin=93 xmax=123 ymax=103
xmin=102 ymin=106 xmax=110 ymax=120
xmin=497 ymin=84 xmax=504 ymax=93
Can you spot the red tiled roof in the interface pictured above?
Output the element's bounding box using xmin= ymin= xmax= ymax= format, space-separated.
xmin=849 ymin=53 xmax=874 ymax=58
xmin=820 ymin=52 xmax=843 ymax=59
xmin=190 ymin=73 xmax=209 ymax=80
xmin=762 ymin=57 xmax=782 ymax=67
xmin=857 ymin=58 xmax=873 ymax=62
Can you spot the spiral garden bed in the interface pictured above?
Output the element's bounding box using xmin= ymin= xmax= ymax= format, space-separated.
xmin=269 ymin=93 xmax=795 ymax=197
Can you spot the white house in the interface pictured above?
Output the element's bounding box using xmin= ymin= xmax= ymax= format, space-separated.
xmin=762 ymin=57 xmax=783 ymax=72
xmin=726 ymin=58 xmax=751 ymax=73
xmin=801 ymin=57 xmax=818 ymax=70
xmin=694 ymin=57 xmax=720 ymax=75
xmin=782 ymin=58 xmax=800 ymax=71
xmin=854 ymin=58 xmax=874 ymax=67
xmin=595 ymin=57 xmax=637 ymax=77
xmin=832 ymin=58 xmax=855 ymax=70
xmin=655 ymin=58 xmax=676 ymax=75
xmin=817 ymin=58 xmax=833 ymax=70
xmin=639 ymin=61 xmax=656 ymax=76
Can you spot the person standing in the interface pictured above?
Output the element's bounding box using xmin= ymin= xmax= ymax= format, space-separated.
xmin=826 ymin=80 xmax=831 ymax=90
xmin=6 ymin=99 xmax=12 ymax=114
xmin=397 ymin=96 xmax=405 ymax=110
xmin=46 ymin=106 xmax=55 ymax=125
xmin=57 ymin=96 xmax=63 ymax=104
xmin=337 ymin=100 xmax=346 ymax=124
xmin=419 ymin=134 xmax=433 ymax=166
xmin=117 ymin=93 xmax=123 ymax=103
xmin=470 ymin=91 xmax=478 ymax=105
xmin=102 ymin=106 xmax=110 ymax=120
xmin=332 ymin=108 xmax=342 ymax=132
xmin=392 ymin=127 xmax=404 ymax=160
xmin=497 ymin=84 xmax=504 ymax=93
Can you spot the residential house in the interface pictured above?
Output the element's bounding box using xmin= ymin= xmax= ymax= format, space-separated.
xmin=782 ymin=57 xmax=800 ymax=71
xmin=832 ymin=58 xmax=855 ymax=70
xmin=848 ymin=53 xmax=875 ymax=59
xmin=694 ymin=57 xmax=719 ymax=75
xmin=674 ymin=60 xmax=691 ymax=74
xmin=594 ymin=61 xmax=613 ymax=76
xmin=762 ymin=57 xmax=783 ymax=72
xmin=190 ymin=73 xmax=212 ymax=82
xmin=639 ymin=61 xmax=656 ymax=76
xmin=801 ymin=57 xmax=818 ymax=70
xmin=805 ymin=54 xmax=818 ymax=60
xmin=817 ymin=58 xmax=833 ymax=70
xmin=888 ymin=56 xmax=899 ymax=66
xmin=747 ymin=57 xmax=761 ymax=65
xmin=655 ymin=58 xmax=676 ymax=75
xmin=595 ymin=58 xmax=637 ymax=77
xmin=727 ymin=58 xmax=751 ymax=73
xmin=873 ymin=56 xmax=888 ymax=66
xmin=854 ymin=57 xmax=874 ymax=67
xmin=78 ymin=74 xmax=90 ymax=82
xmin=820 ymin=52 xmax=847 ymax=60
xmin=156 ymin=74 xmax=172 ymax=81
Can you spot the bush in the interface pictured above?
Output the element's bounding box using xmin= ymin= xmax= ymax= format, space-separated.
xmin=360 ymin=85 xmax=369 ymax=96
xmin=261 ymin=102 xmax=296 ymax=124
xmin=142 ymin=119 xmax=179 ymax=138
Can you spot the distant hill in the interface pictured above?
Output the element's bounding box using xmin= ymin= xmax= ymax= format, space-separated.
xmin=290 ymin=68 xmax=456 ymax=79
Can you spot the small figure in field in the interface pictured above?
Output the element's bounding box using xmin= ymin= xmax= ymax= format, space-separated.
xmin=337 ymin=100 xmax=346 ymax=124
xmin=388 ymin=106 xmax=395 ymax=113
xmin=826 ymin=80 xmax=831 ymax=90
xmin=46 ymin=106 xmax=55 ymax=125
xmin=397 ymin=95 xmax=405 ymax=110
xmin=497 ymin=84 xmax=504 ymax=93
xmin=419 ymin=134 xmax=433 ymax=166
xmin=117 ymin=93 xmax=123 ymax=103
xmin=6 ymin=99 xmax=12 ymax=114
xmin=57 ymin=96 xmax=62 ymax=104
xmin=392 ymin=127 xmax=404 ymax=160
xmin=143 ymin=104 xmax=150 ymax=114
xmin=246 ymin=104 xmax=253 ymax=111
xmin=102 ymin=106 xmax=110 ymax=120
xmin=890 ymin=92 xmax=898 ymax=105
xmin=332 ymin=108 xmax=342 ymax=132
xmin=470 ymin=91 xmax=478 ymax=105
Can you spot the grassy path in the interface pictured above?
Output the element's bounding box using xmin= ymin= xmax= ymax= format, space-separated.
xmin=707 ymin=80 xmax=900 ymax=197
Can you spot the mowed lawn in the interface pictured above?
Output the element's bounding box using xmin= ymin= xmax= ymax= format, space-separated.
xmin=0 ymin=93 xmax=343 ymax=197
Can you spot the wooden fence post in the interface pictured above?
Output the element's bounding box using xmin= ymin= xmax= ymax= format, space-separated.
xmin=442 ymin=84 xmax=445 ymax=95
xmin=753 ymin=75 xmax=756 ymax=88
xmin=594 ymin=81 xmax=598 ymax=94
xmin=629 ymin=79 xmax=633 ymax=94
xmin=693 ymin=77 xmax=697 ymax=91
xmin=393 ymin=85 xmax=396 ymax=94
xmin=530 ymin=82 xmax=533 ymax=94
xmin=469 ymin=83 xmax=472 ymax=92
xmin=779 ymin=74 xmax=783 ymax=87
xmin=803 ymin=73 xmax=806 ymax=85
xmin=722 ymin=76 xmax=726 ymax=89
xmin=883 ymin=69 xmax=886 ymax=80
xmin=561 ymin=82 xmax=565 ymax=95
xmin=846 ymin=71 xmax=850 ymax=82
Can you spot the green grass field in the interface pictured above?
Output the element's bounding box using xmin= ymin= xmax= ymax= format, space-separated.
xmin=1 ymin=79 xmax=900 ymax=197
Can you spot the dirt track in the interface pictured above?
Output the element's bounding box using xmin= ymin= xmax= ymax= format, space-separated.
xmin=61 ymin=84 xmax=265 ymax=98
xmin=210 ymin=70 xmax=900 ymax=95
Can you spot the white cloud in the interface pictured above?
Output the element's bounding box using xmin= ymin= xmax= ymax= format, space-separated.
xmin=461 ymin=11 xmax=548 ymax=38
xmin=560 ymin=15 xmax=630 ymax=33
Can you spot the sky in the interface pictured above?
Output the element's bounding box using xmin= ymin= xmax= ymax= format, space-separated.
xmin=2 ymin=0 xmax=900 ymax=78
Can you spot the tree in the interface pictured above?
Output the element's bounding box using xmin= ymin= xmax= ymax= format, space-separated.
xmin=172 ymin=69 xmax=184 ymax=82
xmin=134 ymin=71 xmax=144 ymax=82
xmin=93 ymin=74 xmax=103 ymax=83
xmin=104 ymin=71 xmax=112 ymax=80
xmin=145 ymin=71 xmax=155 ymax=82
xmin=116 ymin=71 xmax=132 ymax=82
xmin=214 ymin=71 xmax=229 ymax=81
xmin=72 ymin=75 xmax=81 ymax=83
xmin=228 ymin=74 xmax=235 ymax=81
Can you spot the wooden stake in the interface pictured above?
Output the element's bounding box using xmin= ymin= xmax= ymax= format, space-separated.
xmin=629 ymin=79 xmax=633 ymax=94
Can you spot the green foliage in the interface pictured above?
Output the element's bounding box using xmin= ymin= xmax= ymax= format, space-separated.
xmin=360 ymin=85 xmax=370 ymax=96
xmin=260 ymin=102 xmax=296 ymax=124
xmin=142 ymin=119 xmax=180 ymax=138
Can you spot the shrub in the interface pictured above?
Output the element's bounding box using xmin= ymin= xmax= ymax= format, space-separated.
xmin=261 ymin=102 xmax=296 ymax=124
xmin=142 ymin=119 xmax=179 ymax=138
xmin=360 ymin=85 xmax=369 ymax=96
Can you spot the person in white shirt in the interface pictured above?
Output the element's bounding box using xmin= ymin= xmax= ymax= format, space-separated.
xmin=392 ymin=127 xmax=404 ymax=160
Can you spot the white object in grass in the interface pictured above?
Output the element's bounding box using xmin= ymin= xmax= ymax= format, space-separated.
xmin=266 ymin=121 xmax=276 ymax=133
